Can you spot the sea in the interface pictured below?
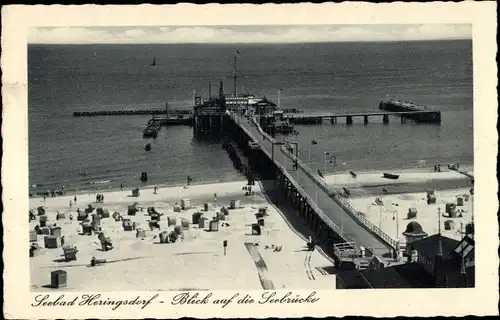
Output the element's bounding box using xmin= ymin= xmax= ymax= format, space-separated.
xmin=28 ymin=40 xmax=473 ymax=194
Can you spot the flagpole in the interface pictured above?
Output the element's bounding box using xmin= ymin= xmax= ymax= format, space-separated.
xmin=282 ymin=135 xmax=286 ymax=170
xmin=233 ymin=52 xmax=237 ymax=97
xmin=296 ymin=149 xmax=299 ymax=182
xmin=341 ymin=206 xmax=344 ymax=234
xmin=324 ymin=152 xmax=327 ymax=177
xmin=379 ymin=190 xmax=383 ymax=230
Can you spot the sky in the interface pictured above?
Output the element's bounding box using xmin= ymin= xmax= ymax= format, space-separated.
xmin=29 ymin=24 xmax=472 ymax=44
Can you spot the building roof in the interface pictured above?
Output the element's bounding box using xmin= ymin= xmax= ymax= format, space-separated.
xmin=336 ymin=234 xmax=475 ymax=289
xmin=410 ymin=234 xmax=460 ymax=261
xmin=403 ymin=221 xmax=428 ymax=236
xmin=336 ymin=263 xmax=435 ymax=289
xmin=336 ymin=262 xmax=474 ymax=289
xmin=252 ymin=97 xmax=277 ymax=107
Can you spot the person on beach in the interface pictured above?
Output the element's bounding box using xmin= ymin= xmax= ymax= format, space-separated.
xmin=43 ymin=195 xmax=46 ymax=201
xmin=74 ymin=195 xmax=77 ymax=203
xmin=153 ymin=186 xmax=157 ymax=194
xmin=120 ymin=183 xmax=123 ymax=190
xmin=69 ymin=200 xmax=72 ymax=207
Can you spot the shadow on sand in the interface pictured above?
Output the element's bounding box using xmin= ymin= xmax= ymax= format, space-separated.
xmin=258 ymin=179 xmax=337 ymax=263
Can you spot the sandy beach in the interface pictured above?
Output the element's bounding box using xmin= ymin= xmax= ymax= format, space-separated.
xmin=324 ymin=165 xmax=473 ymax=189
xmin=322 ymin=167 xmax=474 ymax=244
xmin=30 ymin=180 xmax=335 ymax=291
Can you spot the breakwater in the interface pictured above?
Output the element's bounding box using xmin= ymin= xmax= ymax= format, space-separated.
xmin=73 ymin=109 xmax=193 ymax=117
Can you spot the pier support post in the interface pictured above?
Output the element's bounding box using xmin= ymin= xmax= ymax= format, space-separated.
xmin=220 ymin=115 xmax=224 ymax=135
xmin=313 ymin=217 xmax=320 ymax=231
xmin=364 ymin=115 xmax=368 ymax=125
xmin=383 ymin=114 xmax=389 ymax=124
xmin=346 ymin=116 xmax=353 ymax=125
xmin=299 ymin=197 xmax=305 ymax=217
xmin=304 ymin=205 xmax=311 ymax=222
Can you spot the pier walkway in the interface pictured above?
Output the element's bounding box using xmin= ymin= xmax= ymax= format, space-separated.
xmin=284 ymin=110 xmax=441 ymax=124
xmin=228 ymin=112 xmax=394 ymax=258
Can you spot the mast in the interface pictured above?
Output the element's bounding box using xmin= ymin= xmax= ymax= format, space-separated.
xmin=219 ymin=80 xmax=224 ymax=98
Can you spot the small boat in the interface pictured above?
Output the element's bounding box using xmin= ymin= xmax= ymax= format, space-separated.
xmin=145 ymin=143 xmax=151 ymax=151
xmin=143 ymin=126 xmax=159 ymax=138
xmin=383 ymin=173 xmax=400 ymax=180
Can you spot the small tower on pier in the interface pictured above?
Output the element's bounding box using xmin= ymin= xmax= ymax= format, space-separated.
xmin=219 ymin=80 xmax=224 ymax=98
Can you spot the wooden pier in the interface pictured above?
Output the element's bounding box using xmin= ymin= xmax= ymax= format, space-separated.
xmin=284 ymin=110 xmax=441 ymax=125
xmin=150 ymin=115 xmax=193 ymax=126
xmin=379 ymin=99 xmax=441 ymax=123
xmin=73 ymin=109 xmax=193 ymax=117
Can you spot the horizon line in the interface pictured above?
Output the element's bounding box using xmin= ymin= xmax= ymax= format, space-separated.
xmin=28 ymin=38 xmax=472 ymax=45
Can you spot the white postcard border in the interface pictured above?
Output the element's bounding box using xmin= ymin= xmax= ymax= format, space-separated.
xmin=2 ymin=3 xmax=498 ymax=318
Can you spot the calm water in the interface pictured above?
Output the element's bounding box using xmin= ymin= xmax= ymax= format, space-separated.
xmin=28 ymin=40 xmax=473 ymax=193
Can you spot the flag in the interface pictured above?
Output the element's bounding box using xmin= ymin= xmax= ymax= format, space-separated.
xmin=311 ymin=140 xmax=318 ymax=145
xmin=317 ymin=169 xmax=324 ymax=178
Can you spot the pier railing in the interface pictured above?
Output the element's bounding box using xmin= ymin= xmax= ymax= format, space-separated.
xmin=228 ymin=112 xmax=353 ymax=244
xmin=279 ymin=147 xmax=398 ymax=250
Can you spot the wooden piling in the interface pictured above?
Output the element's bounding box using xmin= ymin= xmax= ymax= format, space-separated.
xmin=383 ymin=114 xmax=389 ymax=124
xmin=346 ymin=116 xmax=353 ymax=125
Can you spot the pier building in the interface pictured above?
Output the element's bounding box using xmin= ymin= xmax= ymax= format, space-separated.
xmin=379 ymin=99 xmax=441 ymax=123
